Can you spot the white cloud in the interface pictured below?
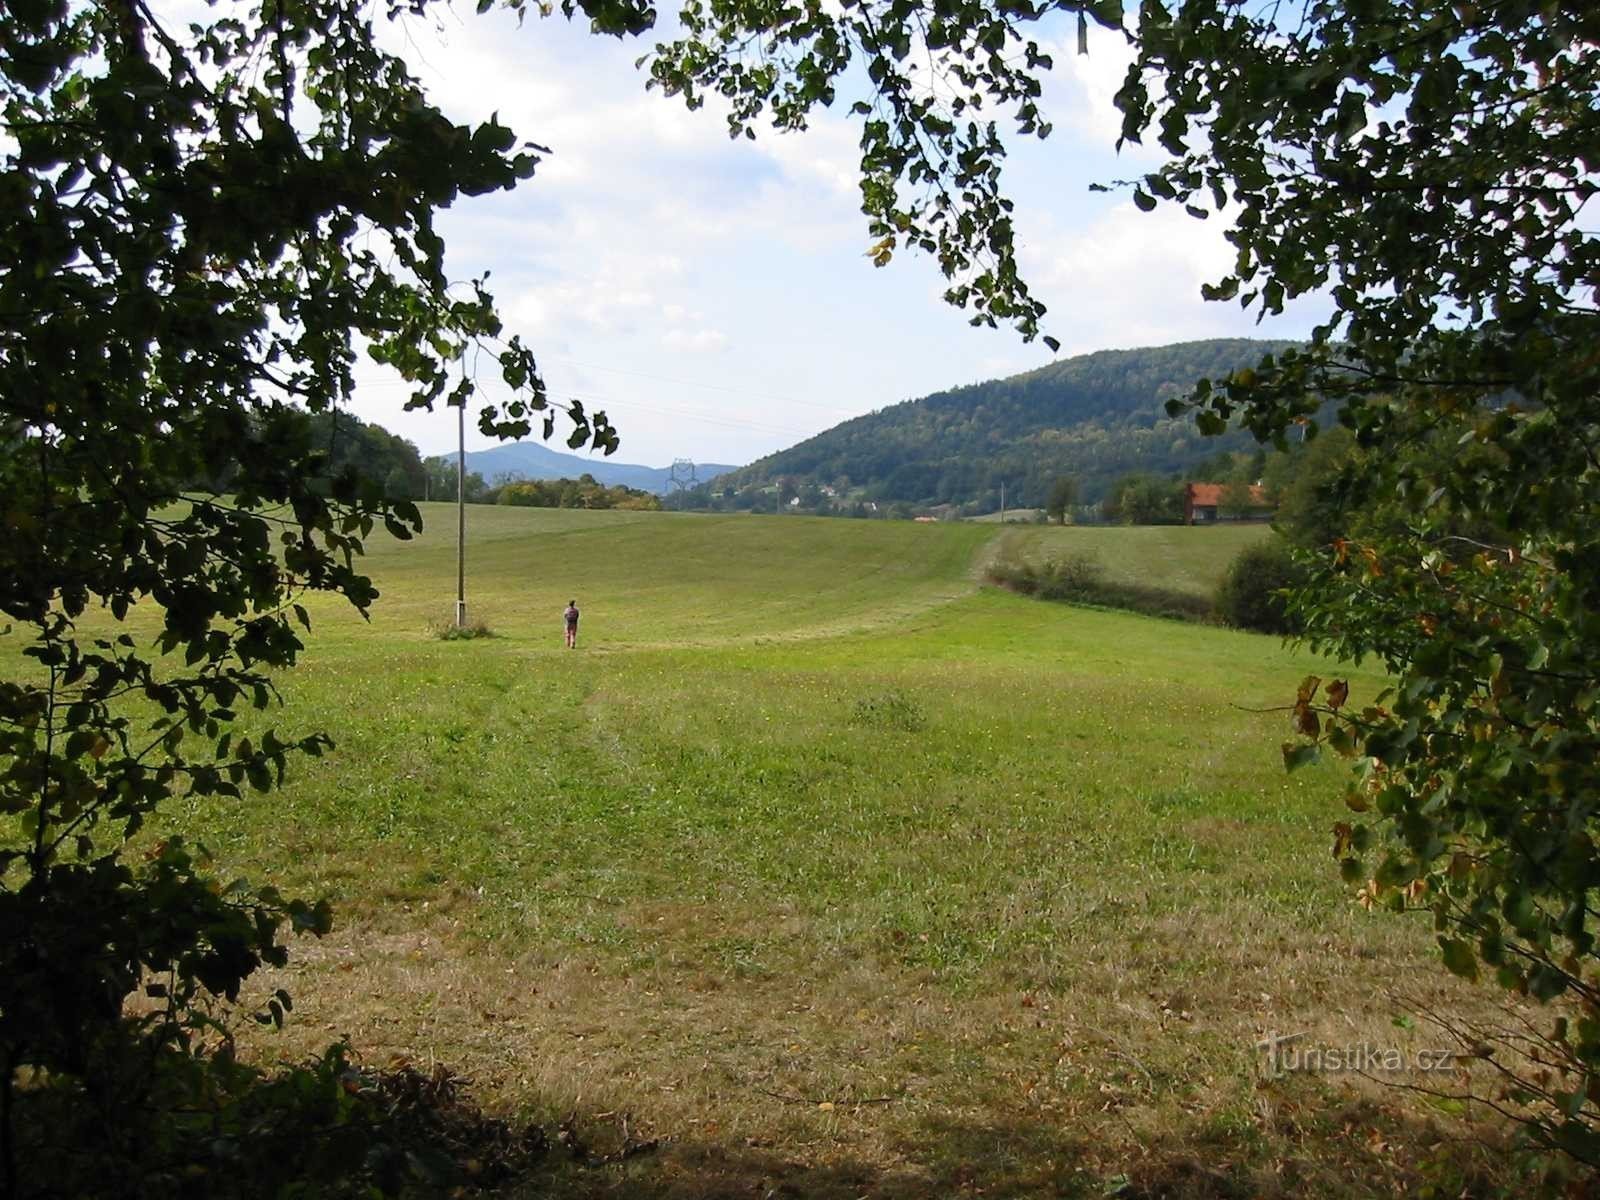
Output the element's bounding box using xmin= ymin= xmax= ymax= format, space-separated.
xmin=1039 ymin=30 xmax=1143 ymax=148
xmin=332 ymin=6 xmax=1326 ymax=465
xmin=1020 ymin=200 xmax=1235 ymax=349
xmin=752 ymin=115 xmax=861 ymax=200
xmin=661 ymin=327 xmax=729 ymax=352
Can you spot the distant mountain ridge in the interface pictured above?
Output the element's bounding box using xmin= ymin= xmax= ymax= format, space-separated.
xmin=681 ymin=338 xmax=1297 ymax=511
xmin=461 ymin=440 xmax=740 ymax=495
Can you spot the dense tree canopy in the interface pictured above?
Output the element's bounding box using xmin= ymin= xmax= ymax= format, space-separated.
xmin=1120 ymin=0 xmax=1600 ymax=1156
xmin=495 ymin=474 xmax=661 ymax=510
xmin=680 ymin=339 xmax=1294 ymax=512
xmin=294 ymin=411 xmax=429 ymax=501
xmin=1102 ymin=471 xmax=1183 ymax=524
xmin=1 ymin=0 xmax=615 ymax=1186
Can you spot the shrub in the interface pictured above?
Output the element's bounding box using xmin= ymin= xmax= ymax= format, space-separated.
xmin=849 ymin=690 xmax=928 ymax=732
xmin=1213 ymin=537 xmax=1307 ymax=634
xmin=11 ymin=1040 xmax=554 ymax=1198
xmin=428 ymin=618 xmax=496 ymax=641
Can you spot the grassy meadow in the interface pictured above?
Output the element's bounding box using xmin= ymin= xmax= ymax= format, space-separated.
xmin=995 ymin=522 xmax=1273 ymax=601
xmin=14 ymin=506 xmax=1529 ymax=1196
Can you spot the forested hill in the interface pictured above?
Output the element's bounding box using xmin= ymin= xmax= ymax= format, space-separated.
xmin=678 ymin=338 xmax=1297 ymax=512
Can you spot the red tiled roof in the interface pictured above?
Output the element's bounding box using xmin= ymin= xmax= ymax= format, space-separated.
xmin=1186 ymin=482 xmax=1270 ymax=507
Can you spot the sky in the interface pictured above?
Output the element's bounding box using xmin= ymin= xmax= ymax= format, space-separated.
xmin=349 ymin=6 xmax=1330 ymax=468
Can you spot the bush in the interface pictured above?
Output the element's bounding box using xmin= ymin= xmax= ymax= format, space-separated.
xmin=849 ymin=690 xmax=928 ymax=732
xmin=1214 ymin=537 xmax=1307 ymax=634
xmin=428 ymin=617 xmax=496 ymax=640
xmin=10 ymin=1040 xmax=555 ymax=1199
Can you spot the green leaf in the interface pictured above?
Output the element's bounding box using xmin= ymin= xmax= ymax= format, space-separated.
xmin=1438 ymin=938 xmax=1479 ymax=982
xmin=1334 ymin=91 xmax=1366 ymax=143
xmin=1282 ymin=742 xmax=1320 ymax=772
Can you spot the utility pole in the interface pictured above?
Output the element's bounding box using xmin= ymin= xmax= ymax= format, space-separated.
xmin=1000 ymin=481 xmax=1006 ymax=524
xmin=455 ymin=401 xmax=467 ymax=628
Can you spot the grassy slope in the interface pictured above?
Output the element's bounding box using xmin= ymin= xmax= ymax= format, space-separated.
xmin=13 ymin=508 xmax=1512 ymax=1196
xmin=997 ymin=521 xmax=1273 ymax=599
xmin=307 ymin=505 xmax=994 ymax=645
xmin=969 ymin=508 xmax=1043 ymax=523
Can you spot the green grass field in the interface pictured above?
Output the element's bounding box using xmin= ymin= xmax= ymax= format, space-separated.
xmin=12 ymin=506 xmax=1520 ymax=1196
xmin=969 ymin=508 xmax=1043 ymax=523
xmin=298 ymin=506 xmax=996 ymax=646
xmin=996 ymin=521 xmax=1273 ymax=600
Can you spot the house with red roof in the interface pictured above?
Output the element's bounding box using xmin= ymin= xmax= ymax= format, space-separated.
xmin=1184 ymin=481 xmax=1274 ymax=525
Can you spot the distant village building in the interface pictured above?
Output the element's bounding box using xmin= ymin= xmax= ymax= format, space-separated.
xmin=1184 ymin=482 xmax=1274 ymax=525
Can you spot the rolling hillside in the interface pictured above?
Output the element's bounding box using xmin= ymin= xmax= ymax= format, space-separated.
xmin=680 ymin=338 xmax=1296 ymax=511
xmin=298 ymin=504 xmax=993 ymax=643
xmin=462 ymin=439 xmax=740 ymax=494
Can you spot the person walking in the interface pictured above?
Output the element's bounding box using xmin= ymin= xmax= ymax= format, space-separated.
xmin=563 ymin=599 xmax=580 ymax=649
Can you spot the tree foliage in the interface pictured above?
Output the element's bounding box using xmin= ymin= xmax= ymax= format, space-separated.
xmin=423 ymin=456 xmax=491 ymax=504
xmin=682 ymin=339 xmax=1292 ymax=512
xmin=1262 ymin=427 xmax=1361 ymax=551
xmin=495 ymin=474 xmax=662 ymax=510
xmin=1101 ymin=471 xmax=1183 ymax=524
xmin=1213 ymin=537 xmax=1304 ymax=635
xmin=1044 ymin=476 xmax=1078 ymax=524
xmin=1215 ymin=478 xmax=1257 ymax=521
xmin=290 ymin=410 xmax=429 ymax=501
xmin=648 ymin=0 xmax=1134 ymax=344
xmin=0 ymin=0 xmax=612 ymax=1184
xmin=1121 ymin=0 xmax=1600 ymax=1157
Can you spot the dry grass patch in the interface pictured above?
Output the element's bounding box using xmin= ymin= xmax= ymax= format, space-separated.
xmin=227 ymin=898 xmax=1527 ymax=1198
